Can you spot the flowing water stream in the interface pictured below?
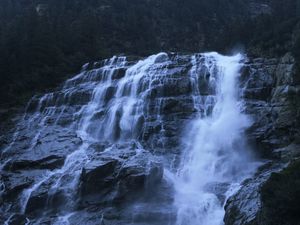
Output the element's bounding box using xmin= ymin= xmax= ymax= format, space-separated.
xmin=0 ymin=52 xmax=259 ymax=225
xmin=172 ymin=53 xmax=258 ymax=225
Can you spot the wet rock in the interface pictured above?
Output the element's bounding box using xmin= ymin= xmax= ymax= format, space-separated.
xmin=161 ymin=97 xmax=195 ymax=114
xmin=242 ymin=64 xmax=274 ymax=101
xmin=3 ymin=155 xmax=65 ymax=171
xmin=273 ymin=143 xmax=300 ymax=162
xmin=25 ymin=179 xmax=54 ymax=214
xmin=79 ymin=144 xmax=163 ymax=207
xmin=25 ymin=96 xmax=42 ymax=113
xmin=1 ymin=171 xmax=35 ymax=201
xmin=198 ymin=77 xmax=210 ymax=95
xmin=15 ymin=128 xmax=80 ymax=160
xmin=104 ymin=86 xmax=116 ymax=103
xmin=224 ymin=162 xmax=284 ymax=225
xmin=4 ymin=213 xmax=28 ymax=225
xmin=243 ymin=87 xmax=272 ymax=100
xmin=24 ymin=173 xmax=75 ymax=215
xmin=1 ymin=53 xmax=299 ymax=225
xmin=160 ymin=77 xmax=192 ymax=97
xmin=154 ymin=53 xmax=168 ymax=63
xmin=112 ymin=68 xmax=127 ymax=80
xmin=243 ymin=54 xmax=300 ymax=158
xmin=87 ymin=142 xmax=108 ymax=153
xmin=25 ymin=190 xmax=49 ymax=214
xmin=259 ymin=160 xmax=300 ymax=225
xmin=65 ymin=89 xmax=93 ymax=106
xmin=116 ymin=161 xmax=163 ymax=200
xmin=225 ymin=53 xmax=300 ymax=225
xmin=80 ymin=159 xmax=120 ymax=196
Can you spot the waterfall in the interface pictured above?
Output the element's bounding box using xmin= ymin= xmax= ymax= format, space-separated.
xmin=0 ymin=52 xmax=259 ymax=225
xmin=173 ymin=52 xmax=257 ymax=225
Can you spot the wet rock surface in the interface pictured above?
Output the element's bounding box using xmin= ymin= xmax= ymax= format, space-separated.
xmin=225 ymin=53 xmax=300 ymax=225
xmin=0 ymin=53 xmax=195 ymax=224
xmin=0 ymin=52 xmax=299 ymax=225
xmin=242 ymin=53 xmax=300 ymax=157
xmin=224 ymin=162 xmax=284 ymax=225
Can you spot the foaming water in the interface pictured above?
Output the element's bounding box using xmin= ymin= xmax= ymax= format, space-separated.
xmin=3 ymin=52 xmax=172 ymax=221
xmin=174 ymin=52 xmax=258 ymax=225
xmin=1 ymin=52 xmax=260 ymax=224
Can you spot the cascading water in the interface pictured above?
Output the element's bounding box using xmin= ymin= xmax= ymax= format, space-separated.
xmin=0 ymin=53 xmax=174 ymax=224
xmin=173 ymin=53 xmax=258 ymax=225
xmin=0 ymin=52 xmax=259 ymax=225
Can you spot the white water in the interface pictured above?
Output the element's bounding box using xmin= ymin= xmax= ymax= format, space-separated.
xmin=1 ymin=52 xmax=260 ymax=224
xmin=173 ymin=53 xmax=257 ymax=225
xmin=15 ymin=53 xmax=171 ymax=219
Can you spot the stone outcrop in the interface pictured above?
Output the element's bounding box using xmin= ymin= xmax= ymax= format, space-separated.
xmin=0 ymin=53 xmax=193 ymax=224
xmin=224 ymin=53 xmax=300 ymax=225
xmin=0 ymin=52 xmax=299 ymax=225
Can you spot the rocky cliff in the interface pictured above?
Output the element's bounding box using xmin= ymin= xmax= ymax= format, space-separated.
xmin=0 ymin=52 xmax=299 ymax=225
xmin=225 ymin=53 xmax=300 ymax=225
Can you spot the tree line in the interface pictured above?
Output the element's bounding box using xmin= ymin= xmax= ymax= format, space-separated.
xmin=0 ymin=0 xmax=299 ymax=107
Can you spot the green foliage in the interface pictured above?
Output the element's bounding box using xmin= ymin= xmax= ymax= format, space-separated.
xmin=260 ymin=160 xmax=300 ymax=225
xmin=0 ymin=0 xmax=299 ymax=108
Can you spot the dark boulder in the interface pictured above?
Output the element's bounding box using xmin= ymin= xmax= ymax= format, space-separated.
xmin=3 ymin=155 xmax=65 ymax=171
xmin=112 ymin=68 xmax=127 ymax=80
xmin=79 ymin=144 xmax=163 ymax=207
xmin=80 ymin=159 xmax=120 ymax=196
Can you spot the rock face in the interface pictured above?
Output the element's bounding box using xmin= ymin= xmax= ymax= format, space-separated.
xmin=244 ymin=54 xmax=300 ymax=156
xmin=0 ymin=53 xmax=196 ymax=224
xmin=0 ymin=52 xmax=299 ymax=225
xmin=224 ymin=53 xmax=300 ymax=225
